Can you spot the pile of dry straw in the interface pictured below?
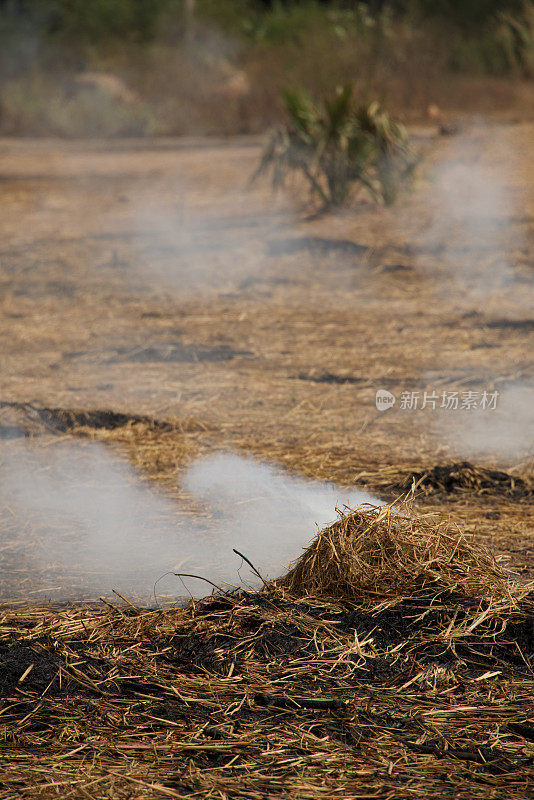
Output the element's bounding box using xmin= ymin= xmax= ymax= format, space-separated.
xmin=280 ymin=501 xmax=526 ymax=606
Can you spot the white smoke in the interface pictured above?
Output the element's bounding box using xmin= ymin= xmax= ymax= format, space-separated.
xmin=184 ymin=452 xmax=378 ymax=574
xmin=127 ymin=180 xmax=290 ymax=294
xmin=436 ymin=382 xmax=534 ymax=462
xmin=404 ymin=126 xmax=533 ymax=463
xmin=413 ymin=124 xmax=528 ymax=307
xmin=0 ymin=442 xmax=381 ymax=603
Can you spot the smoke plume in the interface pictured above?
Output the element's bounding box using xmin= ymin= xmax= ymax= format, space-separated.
xmin=413 ymin=125 xmax=528 ymax=307
xmin=436 ymin=382 xmax=534 ymax=462
xmin=0 ymin=443 xmax=380 ymax=603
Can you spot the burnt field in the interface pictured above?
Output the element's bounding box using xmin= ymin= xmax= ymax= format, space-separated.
xmin=0 ymin=124 xmax=533 ymax=797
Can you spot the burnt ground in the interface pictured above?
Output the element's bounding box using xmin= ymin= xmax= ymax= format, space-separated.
xmin=0 ymin=124 xmax=532 ymax=797
xmin=0 ymin=586 xmax=533 ymax=799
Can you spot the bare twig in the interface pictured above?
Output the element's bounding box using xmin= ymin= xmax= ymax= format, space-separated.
xmin=232 ymin=548 xmax=270 ymax=588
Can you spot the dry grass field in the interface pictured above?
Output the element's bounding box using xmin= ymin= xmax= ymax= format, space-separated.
xmin=0 ymin=122 xmax=533 ymax=797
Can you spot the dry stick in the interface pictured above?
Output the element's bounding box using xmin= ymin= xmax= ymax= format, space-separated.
xmin=153 ymin=571 xmax=177 ymax=607
xmin=232 ymin=548 xmax=270 ymax=588
xmin=152 ymin=570 xmax=227 ymax=608
xmin=172 ymin=573 xmax=226 ymax=594
xmin=99 ymin=597 xmax=126 ymax=615
xmin=112 ymin=589 xmax=140 ymax=612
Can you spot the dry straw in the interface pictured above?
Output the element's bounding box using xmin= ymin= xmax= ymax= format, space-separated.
xmin=1 ymin=502 xmax=533 ymax=799
xmin=281 ymin=502 xmax=522 ymax=606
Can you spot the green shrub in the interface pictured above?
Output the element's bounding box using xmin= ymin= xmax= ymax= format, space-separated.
xmin=498 ymin=2 xmax=534 ymax=76
xmin=254 ymin=83 xmax=418 ymax=209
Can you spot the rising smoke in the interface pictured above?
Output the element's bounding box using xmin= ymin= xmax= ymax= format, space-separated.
xmin=436 ymin=382 xmax=534 ymax=462
xmin=413 ymin=125 xmax=528 ymax=307
xmin=408 ymin=125 xmax=533 ymax=463
xmin=0 ymin=443 xmax=380 ymax=603
xmin=127 ymin=178 xmax=292 ymax=294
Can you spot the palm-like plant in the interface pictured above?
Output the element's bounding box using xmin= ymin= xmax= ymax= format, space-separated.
xmin=498 ymin=3 xmax=534 ymax=77
xmin=254 ymin=84 xmax=417 ymax=208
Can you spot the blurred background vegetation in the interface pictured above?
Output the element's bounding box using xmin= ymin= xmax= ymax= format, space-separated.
xmin=0 ymin=0 xmax=533 ymax=136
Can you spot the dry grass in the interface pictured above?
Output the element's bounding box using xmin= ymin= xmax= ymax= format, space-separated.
xmin=354 ymin=462 xmax=533 ymax=499
xmin=0 ymin=124 xmax=532 ymax=796
xmin=0 ymin=507 xmax=533 ymax=798
xmin=0 ymin=400 xmax=215 ymax=492
xmin=281 ymin=503 xmax=524 ymax=607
